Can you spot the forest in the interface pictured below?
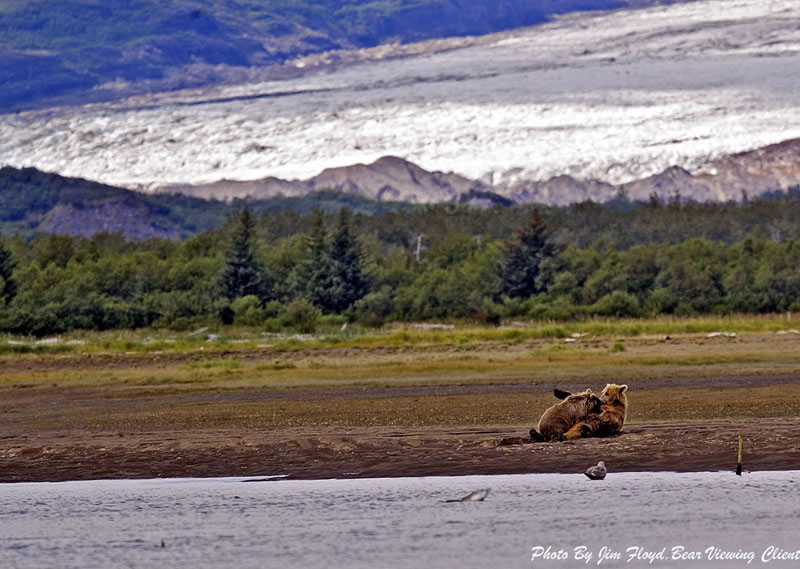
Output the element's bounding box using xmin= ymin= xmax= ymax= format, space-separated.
xmin=3 ymin=188 xmax=800 ymax=336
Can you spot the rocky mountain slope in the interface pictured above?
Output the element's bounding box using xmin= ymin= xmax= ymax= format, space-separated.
xmin=507 ymin=139 xmax=800 ymax=205
xmin=0 ymin=166 xmax=229 ymax=239
xmin=156 ymin=139 xmax=800 ymax=206
xmin=0 ymin=166 xmax=413 ymax=239
xmin=0 ymin=0 xmax=663 ymax=111
xmin=3 ymin=137 xmax=800 ymax=239
xmin=159 ymin=156 xmax=488 ymax=204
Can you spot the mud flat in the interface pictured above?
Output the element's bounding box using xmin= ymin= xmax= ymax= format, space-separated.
xmin=2 ymin=376 xmax=800 ymax=482
xmin=3 ymin=331 xmax=800 ymax=482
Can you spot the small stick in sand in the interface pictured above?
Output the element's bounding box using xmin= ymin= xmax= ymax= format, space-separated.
xmin=736 ymin=435 xmax=743 ymax=476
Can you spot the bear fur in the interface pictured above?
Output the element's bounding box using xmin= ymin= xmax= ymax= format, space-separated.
xmin=563 ymin=383 xmax=629 ymax=440
xmin=529 ymin=389 xmax=603 ymax=442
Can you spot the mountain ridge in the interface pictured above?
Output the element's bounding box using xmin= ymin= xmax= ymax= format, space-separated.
xmin=4 ymin=137 xmax=799 ymax=240
xmin=0 ymin=165 xmax=416 ymax=239
xmin=159 ymin=155 xmax=490 ymax=204
xmin=155 ymin=138 xmax=800 ymax=206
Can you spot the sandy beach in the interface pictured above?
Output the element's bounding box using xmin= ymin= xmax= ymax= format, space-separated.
xmin=3 ymin=375 xmax=800 ymax=482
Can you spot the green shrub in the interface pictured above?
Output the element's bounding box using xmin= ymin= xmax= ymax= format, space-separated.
xmin=354 ymin=286 xmax=394 ymax=327
xmin=590 ymin=291 xmax=640 ymax=318
xmin=281 ymin=299 xmax=321 ymax=333
xmin=501 ymin=296 xmax=526 ymax=317
xmin=474 ymin=299 xmax=503 ymax=326
xmin=263 ymin=300 xmax=283 ymax=318
xmin=528 ymin=298 xmax=582 ymax=321
xmin=263 ymin=317 xmax=283 ymax=333
xmin=231 ymin=295 xmax=266 ymax=326
xmin=645 ymin=288 xmax=678 ymax=315
xmin=319 ymin=314 xmax=347 ymax=327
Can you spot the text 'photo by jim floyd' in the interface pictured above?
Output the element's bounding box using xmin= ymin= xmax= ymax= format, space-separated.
xmin=531 ymin=545 xmax=800 ymax=565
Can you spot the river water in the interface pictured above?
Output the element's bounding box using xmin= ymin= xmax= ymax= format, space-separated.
xmin=1 ymin=471 xmax=799 ymax=568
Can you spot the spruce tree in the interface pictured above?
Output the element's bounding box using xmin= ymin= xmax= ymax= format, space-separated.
xmin=501 ymin=212 xmax=557 ymax=299
xmin=330 ymin=208 xmax=369 ymax=313
xmin=218 ymin=209 xmax=270 ymax=302
xmin=306 ymin=210 xmax=339 ymax=312
xmin=0 ymin=236 xmax=16 ymax=306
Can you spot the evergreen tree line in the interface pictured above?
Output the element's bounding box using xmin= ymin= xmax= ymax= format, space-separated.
xmin=4 ymin=195 xmax=800 ymax=335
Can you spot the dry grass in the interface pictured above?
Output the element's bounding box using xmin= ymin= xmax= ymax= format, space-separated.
xmin=3 ymin=330 xmax=800 ymax=391
xmin=2 ymin=313 xmax=798 ymax=355
xmin=3 ymin=322 xmax=800 ymax=435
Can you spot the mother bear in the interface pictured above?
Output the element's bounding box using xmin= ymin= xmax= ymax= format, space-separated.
xmin=529 ymin=389 xmax=602 ymax=442
xmin=530 ymin=384 xmax=628 ymax=441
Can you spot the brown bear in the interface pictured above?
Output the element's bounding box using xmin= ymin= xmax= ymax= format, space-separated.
xmin=562 ymin=383 xmax=629 ymax=440
xmin=529 ymin=389 xmax=603 ymax=442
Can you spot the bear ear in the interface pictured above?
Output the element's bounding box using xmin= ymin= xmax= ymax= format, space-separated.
xmin=620 ymin=384 xmax=628 ymax=393
xmin=553 ymin=388 xmax=571 ymax=400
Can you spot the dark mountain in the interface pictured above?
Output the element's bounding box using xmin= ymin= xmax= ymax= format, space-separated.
xmin=0 ymin=166 xmax=411 ymax=239
xmin=0 ymin=166 xmax=223 ymax=239
xmin=0 ymin=0 xmax=673 ymax=111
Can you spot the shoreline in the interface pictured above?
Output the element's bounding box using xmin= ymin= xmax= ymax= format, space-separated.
xmin=4 ymin=418 xmax=800 ymax=483
xmin=6 ymin=467 xmax=800 ymax=486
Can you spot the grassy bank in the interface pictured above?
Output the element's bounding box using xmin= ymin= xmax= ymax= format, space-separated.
xmin=2 ymin=313 xmax=797 ymax=354
xmin=2 ymin=315 xmax=800 ymax=398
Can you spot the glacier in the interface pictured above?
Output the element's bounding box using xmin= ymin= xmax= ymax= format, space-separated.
xmin=1 ymin=0 xmax=799 ymax=193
